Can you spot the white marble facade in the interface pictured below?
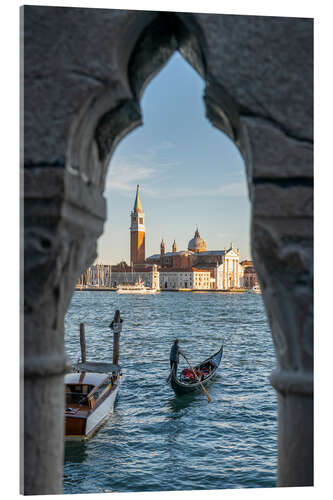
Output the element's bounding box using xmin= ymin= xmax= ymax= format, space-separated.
xmin=159 ymin=270 xmax=211 ymax=290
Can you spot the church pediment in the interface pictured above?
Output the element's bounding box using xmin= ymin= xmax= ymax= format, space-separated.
xmin=225 ymin=250 xmax=238 ymax=258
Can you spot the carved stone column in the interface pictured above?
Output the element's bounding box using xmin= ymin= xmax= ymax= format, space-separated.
xmin=243 ymin=117 xmax=313 ymax=486
xmin=22 ymin=167 xmax=106 ymax=494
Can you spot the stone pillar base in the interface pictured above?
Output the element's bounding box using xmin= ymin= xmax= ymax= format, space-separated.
xmin=276 ymin=392 xmax=313 ymax=487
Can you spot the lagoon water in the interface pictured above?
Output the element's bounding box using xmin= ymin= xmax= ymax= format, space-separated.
xmin=64 ymin=291 xmax=277 ymax=493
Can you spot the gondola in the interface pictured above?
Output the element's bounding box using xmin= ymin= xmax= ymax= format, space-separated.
xmin=170 ymin=344 xmax=223 ymax=395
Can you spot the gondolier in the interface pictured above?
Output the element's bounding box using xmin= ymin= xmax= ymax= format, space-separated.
xmin=169 ymin=339 xmax=184 ymax=376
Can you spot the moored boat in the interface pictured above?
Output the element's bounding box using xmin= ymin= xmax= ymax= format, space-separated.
xmin=116 ymin=281 xmax=158 ymax=294
xmin=65 ymin=362 xmax=122 ymax=441
xmin=250 ymin=284 xmax=261 ymax=294
xmin=170 ymin=345 xmax=223 ymax=395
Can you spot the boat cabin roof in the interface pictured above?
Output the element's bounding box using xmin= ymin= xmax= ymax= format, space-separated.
xmin=65 ymin=372 xmax=108 ymax=387
xmin=73 ymin=361 xmax=120 ymax=374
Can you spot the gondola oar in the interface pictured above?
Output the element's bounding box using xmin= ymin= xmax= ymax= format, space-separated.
xmin=183 ymin=354 xmax=212 ymax=403
xmin=166 ymin=368 xmax=173 ymax=383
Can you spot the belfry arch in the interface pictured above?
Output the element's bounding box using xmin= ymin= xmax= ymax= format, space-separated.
xmin=23 ymin=7 xmax=313 ymax=494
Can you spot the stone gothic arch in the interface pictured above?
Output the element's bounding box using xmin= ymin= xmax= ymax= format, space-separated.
xmin=23 ymin=6 xmax=313 ymax=494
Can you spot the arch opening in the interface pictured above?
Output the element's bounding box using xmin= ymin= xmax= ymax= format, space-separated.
xmin=67 ymin=12 xmax=247 ymax=196
xmin=63 ymin=10 xmax=273 ymax=492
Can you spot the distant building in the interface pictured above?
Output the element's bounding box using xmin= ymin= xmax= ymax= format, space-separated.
xmin=188 ymin=228 xmax=207 ymax=253
xmin=77 ymin=187 xmax=244 ymax=291
xmin=240 ymin=260 xmax=259 ymax=289
xmin=130 ymin=184 xmax=145 ymax=265
xmin=159 ymin=268 xmax=211 ymax=290
xmin=238 ymin=263 xmax=245 ymax=288
xmin=147 ymin=229 xmax=241 ymax=290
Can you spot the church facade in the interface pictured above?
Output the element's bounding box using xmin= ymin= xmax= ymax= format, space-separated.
xmin=146 ymin=235 xmax=242 ymax=290
xmin=144 ymin=199 xmax=243 ymax=289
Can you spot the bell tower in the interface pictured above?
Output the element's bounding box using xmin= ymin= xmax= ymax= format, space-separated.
xmin=160 ymin=238 xmax=165 ymax=267
xmin=130 ymin=185 xmax=145 ymax=265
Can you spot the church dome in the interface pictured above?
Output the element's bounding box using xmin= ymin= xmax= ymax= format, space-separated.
xmin=188 ymin=228 xmax=207 ymax=253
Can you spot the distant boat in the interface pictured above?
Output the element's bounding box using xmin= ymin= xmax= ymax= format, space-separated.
xmin=169 ymin=345 xmax=223 ymax=395
xmin=65 ymin=362 xmax=122 ymax=441
xmin=116 ymin=280 xmax=158 ymax=294
xmin=250 ymin=285 xmax=261 ymax=294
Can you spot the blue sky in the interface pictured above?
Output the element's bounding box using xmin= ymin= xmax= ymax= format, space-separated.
xmin=97 ymin=51 xmax=251 ymax=264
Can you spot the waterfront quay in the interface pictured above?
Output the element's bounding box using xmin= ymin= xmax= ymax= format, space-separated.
xmin=75 ymin=286 xmax=247 ymax=293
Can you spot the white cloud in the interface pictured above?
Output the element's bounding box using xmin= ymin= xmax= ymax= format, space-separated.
xmin=106 ymin=162 xmax=156 ymax=192
xmin=105 ymin=140 xmax=178 ymax=194
xmin=106 ymin=146 xmax=248 ymax=200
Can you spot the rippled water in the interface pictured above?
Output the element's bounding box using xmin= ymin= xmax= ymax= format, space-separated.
xmin=63 ymin=291 xmax=277 ymax=493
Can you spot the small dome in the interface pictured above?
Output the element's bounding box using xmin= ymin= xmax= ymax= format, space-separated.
xmin=188 ymin=228 xmax=207 ymax=253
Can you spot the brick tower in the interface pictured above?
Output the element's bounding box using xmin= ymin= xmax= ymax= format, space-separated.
xmin=130 ymin=185 xmax=145 ymax=265
xmin=160 ymin=238 xmax=165 ymax=267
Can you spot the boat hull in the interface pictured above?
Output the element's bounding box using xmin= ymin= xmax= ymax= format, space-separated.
xmin=65 ymin=415 xmax=87 ymax=438
xmin=170 ymin=345 xmax=223 ymax=396
xmin=171 ymin=371 xmax=218 ymax=395
xmin=65 ymin=386 xmax=120 ymax=441
xmin=65 ymin=373 xmax=123 ymax=441
xmin=85 ymin=384 xmax=119 ymax=438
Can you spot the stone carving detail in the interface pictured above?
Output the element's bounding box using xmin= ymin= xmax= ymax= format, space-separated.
xmin=23 ymin=164 xmax=106 ymax=494
xmin=252 ymin=220 xmax=313 ymax=375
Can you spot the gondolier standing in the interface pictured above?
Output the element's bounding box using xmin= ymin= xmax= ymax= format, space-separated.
xmin=169 ymin=339 xmax=184 ymax=377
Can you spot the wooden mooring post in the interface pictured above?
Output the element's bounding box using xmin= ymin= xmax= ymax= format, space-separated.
xmin=109 ymin=310 xmax=123 ymax=365
xmin=80 ymin=322 xmax=86 ymax=363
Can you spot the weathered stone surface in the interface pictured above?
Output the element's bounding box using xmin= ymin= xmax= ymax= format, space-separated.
xmin=241 ymin=117 xmax=313 ymax=181
xmin=252 ymin=218 xmax=313 ymax=374
xmin=23 ymin=7 xmax=313 ymax=167
xmin=195 ymin=13 xmax=313 ymax=141
xmin=250 ymin=210 xmax=313 ymax=490
xmin=254 ymin=216 xmax=313 ymax=242
xmin=23 ymin=6 xmax=147 ymax=169
xmin=23 ymin=164 xmax=106 ymax=494
xmin=24 ymin=377 xmax=65 ymax=494
xmin=252 ymin=183 xmax=313 ymax=217
xmin=276 ymin=393 xmax=313 ymax=486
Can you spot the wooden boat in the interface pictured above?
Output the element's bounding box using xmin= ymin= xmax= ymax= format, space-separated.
xmin=65 ymin=361 xmax=122 ymax=441
xmin=170 ymin=345 xmax=223 ymax=395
